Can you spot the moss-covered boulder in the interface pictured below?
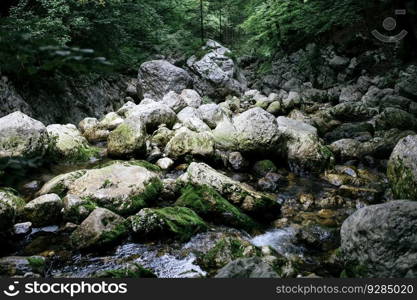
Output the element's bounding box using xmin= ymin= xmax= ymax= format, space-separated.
xmin=253 ymin=160 xmax=277 ymax=177
xmin=0 ymin=256 xmax=46 ymax=276
xmin=70 ymin=208 xmax=128 ymax=250
xmin=37 ymin=170 xmax=87 ymax=197
xmin=0 ymin=111 xmax=49 ymax=169
xmin=387 ymin=135 xmax=417 ymax=199
xmin=179 ymin=163 xmax=280 ymax=220
xmin=38 ymin=162 xmax=162 ymax=216
xmin=47 ymin=124 xmax=99 ymax=162
xmin=23 ymin=194 xmax=63 ymax=227
xmin=62 ymin=194 xmax=97 ymax=224
xmin=176 ymin=184 xmax=257 ymax=231
xmin=128 ymin=207 xmax=207 ymax=242
xmin=165 ymin=127 xmax=215 ymax=159
xmin=198 ymin=237 xmax=262 ymax=271
xmin=107 ymin=119 xmax=147 ymax=158
xmin=0 ymin=188 xmax=25 ymax=232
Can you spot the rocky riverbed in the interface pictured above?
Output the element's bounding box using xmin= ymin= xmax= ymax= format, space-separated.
xmin=1 ymin=40 xmax=417 ymax=278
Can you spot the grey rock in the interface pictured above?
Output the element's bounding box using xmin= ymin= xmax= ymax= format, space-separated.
xmin=341 ymin=200 xmax=417 ymax=277
xmin=215 ymin=257 xmax=279 ymax=278
xmin=138 ymin=60 xmax=192 ymax=100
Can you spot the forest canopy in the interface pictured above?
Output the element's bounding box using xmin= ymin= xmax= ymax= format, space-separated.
xmin=0 ymin=0 xmax=413 ymax=82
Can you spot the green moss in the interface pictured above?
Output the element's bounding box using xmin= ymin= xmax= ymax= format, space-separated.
xmin=253 ymin=160 xmax=277 ymax=176
xmin=176 ymin=184 xmax=258 ymax=231
xmin=199 ymin=237 xmax=262 ymax=271
xmin=0 ymin=188 xmax=26 ymax=210
xmin=154 ymin=207 xmax=207 ymax=241
xmin=320 ymin=145 xmax=335 ymax=168
xmin=99 ymin=264 xmax=156 ymax=278
xmin=27 ymin=256 xmax=45 ymax=273
xmin=66 ymin=198 xmax=97 ymax=223
xmin=342 ymin=263 xmax=369 ymax=278
xmin=128 ymin=160 xmax=161 ymax=172
xmin=126 ymin=178 xmax=163 ymax=215
xmin=99 ymin=222 xmax=128 ymax=246
xmin=48 ymin=141 xmax=101 ymax=163
xmin=387 ymin=158 xmax=417 ymax=200
xmin=131 ymin=206 xmax=208 ymax=242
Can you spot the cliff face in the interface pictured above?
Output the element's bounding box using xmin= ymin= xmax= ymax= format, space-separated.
xmin=0 ymin=75 xmax=131 ymax=125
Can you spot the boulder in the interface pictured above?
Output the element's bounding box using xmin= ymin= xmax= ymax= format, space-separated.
xmin=187 ymin=40 xmax=245 ymax=98
xmin=329 ymin=139 xmax=365 ymax=161
xmin=128 ymin=206 xmax=207 ymax=242
xmin=117 ymin=101 xmax=137 ymax=117
xmin=165 ymin=127 xmax=215 ymax=159
xmin=179 ymin=163 xmax=279 ymax=219
xmin=371 ymin=108 xmax=417 ymax=131
xmin=70 ymin=208 xmax=127 ymax=250
xmin=339 ymin=85 xmax=362 ymax=103
xmin=0 ymin=111 xmax=49 ymax=167
xmin=47 ymin=124 xmax=98 ymax=161
xmin=177 ymin=107 xmax=211 ymax=132
xmin=175 ymin=184 xmax=257 ymax=230
xmin=387 ymin=135 xmax=417 ymax=199
xmin=215 ymin=257 xmax=279 ymax=278
xmin=214 ymin=108 xmax=281 ymax=154
xmin=38 ymin=162 xmax=162 ymax=216
xmin=0 ymin=256 xmax=46 ymax=276
xmin=180 ymin=89 xmax=202 ymax=108
xmin=277 ymin=117 xmax=334 ymax=173
xmin=97 ymin=112 xmax=124 ymax=131
xmin=198 ymin=103 xmax=228 ymax=129
xmin=137 ymin=60 xmax=192 ymax=100
xmin=107 ymin=119 xmax=147 ymax=158
xmin=161 ymin=91 xmax=187 ymax=113
xmin=126 ymin=102 xmax=177 ymax=130
xmin=199 ymin=236 xmax=262 ymax=270
xmin=62 ymin=194 xmax=96 ymax=224
xmin=329 ymin=55 xmax=350 ymax=70
xmin=0 ymin=189 xmax=25 ymax=232
xmin=341 ymin=200 xmax=417 ymax=277
xmin=397 ymin=65 xmax=417 ymax=100
xmin=156 ymin=158 xmax=174 ymax=170
xmin=23 ymin=194 xmax=63 ymax=227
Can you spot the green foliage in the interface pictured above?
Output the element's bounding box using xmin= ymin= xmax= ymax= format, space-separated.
xmin=241 ymin=0 xmax=365 ymax=58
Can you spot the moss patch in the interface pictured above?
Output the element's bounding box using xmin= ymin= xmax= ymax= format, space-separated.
xmin=253 ymin=160 xmax=277 ymax=177
xmin=198 ymin=237 xmax=262 ymax=272
xmin=125 ymin=178 xmax=163 ymax=215
xmin=128 ymin=160 xmax=162 ymax=172
xmin=98 ymin=264 xmax=156 ymax=278
xmin=130 ymin=207 xmax=208 ymax=242
xmin=175 ymin=184 xmax=258 ymax=231
xmin=99 ymin=221 xmax=128 ymax=247
xmin=27 ymin=256 xmax=46 ymax=274
xmin=387 ymin=157 xmax=417 ymax=200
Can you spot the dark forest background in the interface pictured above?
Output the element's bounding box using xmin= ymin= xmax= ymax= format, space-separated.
xmin=1 ymin=0 xmax=416 ymax=84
